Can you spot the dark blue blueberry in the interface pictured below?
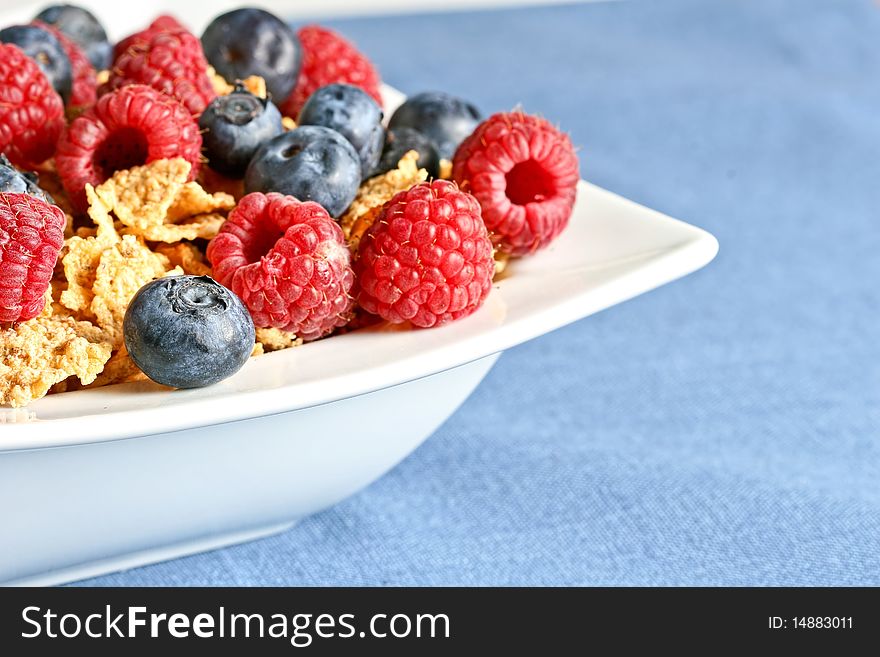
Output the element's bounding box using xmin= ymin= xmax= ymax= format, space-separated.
xmin=388 ymin=91 xmax=482 ymax=160
xmin=245 ymin=126 xmax=361 ymax=219
xmin=201 ymin=8 xmax=301 ymax=102
xmin=0 ymin=154 xmax=55 ymax=205
xmin=199 ymin=85 xmax=284 ymax=177
xmin=298 ymin=84 xmax=384 ymax=178
xmin=371 ymin=127 xmax=440 ymax=179
xmin=0 ymin=25 xmax=72 ymax=104
xmin=33 ymin=4 xmax=112 ymax=70
xmin=124 ymin=275 xmax=255 ymax=389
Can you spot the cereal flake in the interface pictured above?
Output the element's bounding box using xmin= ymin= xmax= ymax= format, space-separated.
xmin=90 ymin=235 xmax=172 ymax=346
xmin=1 ymin=316 xmax=112 ymax=407
xmin=255 ymin=327 xmax=303 ymax=352
xmin=154 ymin=242 xmax=213 ymax=277
xmin=438 ymin=158 xmax=453 ymax=180
xmin=209 ymin=68 xmax=268 ymax=98
xmin=340 ymin=150 xmax=427 ymax=250
xmin=93 ymin=159 xmax=233 ymax=243
xmin=59 ymin=185 xmax=120 ymax=320
xmin=87 ymin=342 xmax=147 ymax=388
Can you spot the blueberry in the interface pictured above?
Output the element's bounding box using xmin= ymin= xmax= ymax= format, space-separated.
xmin=245 ymin=126 xmax=361 ymax=219
xmin=371 ymin=127 xmax=440 ymax=179
xmin=298 ymin=84 xmax=384 ymax=177
xmin=0 ymin=154 xmax=55 ymax=205
xmin=33 ymin=4 xmax=112 ymax=70
xmin=201 ymin=8 xmax=301 ymax=102
xmin=124 ymin=275 xmax=255 ymax=389
xmin=199 ymin=85 xmax=284 ymax=177
xmin=388 ymin=91 xmax=482 ymax=161
xmin=0 ymin=25 xmax=72 ymax=104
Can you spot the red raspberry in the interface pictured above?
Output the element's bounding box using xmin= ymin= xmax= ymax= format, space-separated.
xmin=0 ymin=192 xmax=66 ymax=322
xmin=207 ymin=192 xmax=355 ymax=341
xmin=0 ymin=44 xmax=65 ymax=169
xmin=32 ymin=20 xmax=97 ymax=110
xmin=452 ymin=111 xmax=580 ymax=256
xmin=280 ymin=25 xmax=382 ymax=118
xmin=105 ymin=29 xmax=215 ymax=117
xmin=113 ymin=15 xmax=186 ymax=61
xmin=55 ymin=84 xmax=202 ymax=212
xmin=355 ymin=180 xmax=495 ymax=328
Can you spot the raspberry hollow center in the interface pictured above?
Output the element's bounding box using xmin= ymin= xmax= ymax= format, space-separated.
xmin=243 ymin=225 xmax=284 ymax=265
xmin=94 ymin=128 xmax=149 ymax=180
xmin=505 ymin=159 xmax=556 ymax=205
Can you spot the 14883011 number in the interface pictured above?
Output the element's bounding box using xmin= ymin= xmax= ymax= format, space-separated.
xmin=791 ymin=617 xmax=853 ymax=630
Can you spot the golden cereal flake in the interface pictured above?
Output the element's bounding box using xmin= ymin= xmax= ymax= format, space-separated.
xmin=0 ymin=316 xmax=112 ymax=407
xmin=282 ymin=116 xmax=297 ymax=131
xmin=438 ymin=158 xmax=453 ymax=180
xmin=42 ymin=276 xmax=107 ymax=343
xmin=167 ymin=183 xmax=234 ymax=223
xmin=90 ymin=235 xmax=172 ymax=346
xmin=45 ymin=279 xmax=71 ymax=319
xmin=96 ymin=69 xmax=109 ymax=86
xmin=494 ymin=251 xmax=511 ymax=278
xmin=58 ymin=241 xmax=98 ymax=317
xmin=340 ymin=150 xmax=427 ymax=249
xmin=94 ymin=158 xmax=190 ymax=232
xmin=209 ymin=67 xmax=268 ymax=98
xmin=59 ymin=243 xmax=103 ymax=319
xmin=125 ymin=213 xmax=226 ymax=243
xmin=208 ymin=66 xmax=233 ymax=95
xmin=255 ymin=327 xmax=303 ymax=352
xmin=250 ymin=343 xmax=265 ymax=357
xmin=59 ymin=185 xmax=120 ymax=319
xmin=154 ymin=242 xmax=213 ymax=277
xmin=87 ymin=343 xmax=147 ymax=388
xmin=93 ymin=159 xmax=233 ymax=243
xmin=36 ymin=284 xmax=56 ymax=319
xmin=241 ymin=76 xmax=267 ymax=98
xmin=87 ymin=183 xmax=122 ymax=241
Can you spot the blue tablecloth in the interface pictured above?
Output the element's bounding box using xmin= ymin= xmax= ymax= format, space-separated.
xmin=80 ymin=0 xmax=880 ymax=586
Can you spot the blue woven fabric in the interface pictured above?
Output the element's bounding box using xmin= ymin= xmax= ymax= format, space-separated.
xmin=79 ymin=0 xmax=880 ymax=586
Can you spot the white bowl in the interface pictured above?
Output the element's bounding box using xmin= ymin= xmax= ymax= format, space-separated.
xmin=0 ymin=4 xmax=718 ymax=585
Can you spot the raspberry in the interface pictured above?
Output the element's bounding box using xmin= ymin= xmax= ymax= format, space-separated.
xmin=452 ymin=111 xmax=579 ymax=256
xmin=32 ymin=20 xmax=96 ymax=110
xmin=0 ymin=43 xmax=65 ymax=169
xmin=0 ymin=192 xmax=66 ymax=322
xmin=113 ymin=15 xmax=185 ymax=61
xmin=207 ymin=192 xmax=355 ymax=341
xmin=280 ymin=25 xmax=382 ymax=119
xmin=105 ymin=29 xmax=216 ymax=117
xmin=355 ymin=180 xmax=495 ymax=328
xmin=55 ymin=84 xmax=202 ymax=212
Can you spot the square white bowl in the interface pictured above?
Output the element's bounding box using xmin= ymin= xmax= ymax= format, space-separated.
xmin=0 ymin=3 xmax=718 ymax=584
